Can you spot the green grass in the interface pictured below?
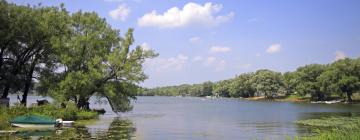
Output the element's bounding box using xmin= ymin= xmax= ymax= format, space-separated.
xmin=295 ymin=115 xmax=360 ymax=140
xmin=0 ymin=103 xmax=98 ymax=130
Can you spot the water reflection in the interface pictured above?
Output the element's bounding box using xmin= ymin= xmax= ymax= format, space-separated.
xmin=97 ymin=117 xmax=136 ymax=139
xmin=0 ymin=117 xmax=136 ymax=139
xmin=4 ymin=96 xmax=360 ymax=140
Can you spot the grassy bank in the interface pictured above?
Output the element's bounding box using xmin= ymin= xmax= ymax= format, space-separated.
xmin=0 ymin=103 xmax=98 ymax=130
xmin=294 ymin=114 xmax=360 ymax=140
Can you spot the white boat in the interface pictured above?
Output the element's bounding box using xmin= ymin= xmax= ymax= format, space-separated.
xmin=311 ymin=100 xmax=342 ymax=104
xmin=11 ymin=123 xmax=55 ymax=128
xmin=10 ymin=115 xmax=74 ymax=128
xmin=325 ymin=100 xmax=342 ymax=104
xmin=62 ymin=121 xmax=75 ymax=127
xmin=12 ymin=121 xmax=74 ymax=128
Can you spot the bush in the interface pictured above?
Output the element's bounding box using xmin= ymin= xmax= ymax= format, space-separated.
xmin=0 ymin=107 xmax=11 ymax=130
xmin=76 ymin=111 xmax=98 ymax=120
xmin=0 ymin=103 xmax=99 ymax=130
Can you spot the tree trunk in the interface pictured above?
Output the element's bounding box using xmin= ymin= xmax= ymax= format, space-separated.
xmin=21 ymin=55 xmax=39 ymax=106
xmin=0 ymin=98 xmax=9 ymax=107
xmin=264 ymin=92 xmax=267 ymax=99
xmin=105 ymin=95 xmax=116 ymax=113
xmin=317 ymin=93 xmax=321 ymax=101
xmin=346 ymin=91 xmax=352 ymax=102
xmin=77 ymin=96 xmax=90 ymax=110
xmin=77 ymin=97 xmax=85 ymax=109
xmin=1 ymin=63 xmax=21 ymax=99
xmin=0 ymin=48 xmax=4 ymax=72
xmin=316 ymin=92 xmax=324 ymax=101
xmin=1 ymin=83 xmax=10 ymax=99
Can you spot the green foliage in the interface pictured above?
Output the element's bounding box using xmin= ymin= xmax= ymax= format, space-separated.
xmin=0 ymin=107 xmax=11 ymax=130
xmin=229 ymin=73 xmax=255 ymax=98
xmin=0 ymin=1 xmax=70 ymax=104
xmin=201 ymin=81 xmax=213 ymax=97
xmin=283 ymin=72 xmax=298 ymax=95
xmin=297 ymin=116 xmax=360 ymax=129
xmin=318 ymin=58 xmax=360 ymax=102
xmin=301 ymin=130 xmax=360 ymax=140
xmin=43 ymin=12 xmax=157 ymax=112
xmin=0 ymin=2 xmax=156 ymax=112
xmin=213 ymin=80 xmax=231 ymax=97
xmin=251 ymin=70 xmax=283 ymax=98
xmin=296 ymin=115 xmax=360 ymax=140
xmin=0 ymin=103 xmax=98 ymax=130
xmin=291 ymin=64 xmax=327 ymax=101
xmin=103 ymin=81 xmax=138 ymax=113
xmin=142 ymin=57 xmax=360 ymax=103
xmin=76 ymin=111 xmax=98 ymax=120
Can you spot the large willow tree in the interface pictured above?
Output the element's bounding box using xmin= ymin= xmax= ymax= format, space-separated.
xmin=0 ymin=1 xmax=69 ymax=105
xmin=37 ymin=11 xmax=156 ymax=112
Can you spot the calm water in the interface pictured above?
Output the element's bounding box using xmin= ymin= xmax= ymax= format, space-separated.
xmin=3 ymin=95 xmax=360 ymax=139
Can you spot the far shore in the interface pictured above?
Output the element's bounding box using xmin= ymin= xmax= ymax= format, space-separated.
xmin=242 ymin=95 xmax=360 ymax=104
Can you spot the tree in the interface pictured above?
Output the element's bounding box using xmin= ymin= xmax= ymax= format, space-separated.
xmin=188 ymin=84 xmax=202 ymax=96
xmin=38 ymin=11 xmax=156 ymax=113
xmin=229 ymin=73 xmax=255 ymax=98
xmin=201 ymin=81 xmax=213 ymax=96
xmin=318 ymin=58 xmax=360 ymax=102
xmin=20 ymin=5 xmax=69 ymax=105
xmin=0 ymin=2 xmax=36 ymax=99
xmin=291 ymin=64 xmax=326 ymax=101
xmin=0 ymin=2 xmax=68 ymax=106
xmin=178 ymin=84 xmax=190 ymax=96
xmin=251 ymin=70 xmax=282 ymax=99
xmin=213 ymin=80 xmax=231 ymax=97
xmin=283 ymin=72 xmax=298 ymax=95
xmin=0 ymin=1 xmax=10 ymax=85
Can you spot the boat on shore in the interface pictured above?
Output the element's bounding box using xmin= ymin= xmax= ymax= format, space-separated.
xmin=10 ymin=115 xmax=73 ymax=128
xmin=311 ymin=100 xmax=343 ymax=104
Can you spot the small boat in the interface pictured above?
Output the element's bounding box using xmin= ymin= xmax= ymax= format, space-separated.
xmin=10 ymin=115 xmax=69 ymax=128
xmin=11 ymin=115 xmax=56 ymax=128
xmin=325 ymin=100 xmax=342 ymax=104
xmin=61 ymin=121 xmax=75 ymax=127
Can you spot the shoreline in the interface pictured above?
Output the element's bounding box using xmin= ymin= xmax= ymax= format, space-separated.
xmin=142 ymin=95 xmax=360 ymax=104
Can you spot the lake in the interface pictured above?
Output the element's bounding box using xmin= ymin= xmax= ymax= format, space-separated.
xmin=3 ymin=95 xmax=360 ymax=139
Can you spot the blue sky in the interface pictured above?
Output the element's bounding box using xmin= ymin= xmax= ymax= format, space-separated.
xmin=9 ymin=0 xmax=360 ymax=87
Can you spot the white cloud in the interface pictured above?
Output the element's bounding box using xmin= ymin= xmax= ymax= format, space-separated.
xmin=203 ymin=57 xmax=226 ymax=71
xmin=216 ymin=60 xmax=226 ymax=72
xmin=189 ymin=37 xmax=201 ymax=43
xmin=335 ymin=51 xmax=346 ymax=61
xmin=210 ymin=46 xmax=231 ymax=53
xmin=266 ymin=43 xmax=281 ymax=54
xmin=109 ymin=4 xmax=130 ymax=21
xmin=205 ymin=56 xmax=217 ymax=65
xmin=241 ymin=64 xmax=252 ymax=69
xmin=141 ymin=42 xmax=151 ymax=51
xmin=145 ymin=54 xmax=188 ymax=72
xmin=192 ymin=56 xmax=203 ymax=62
xmin=137 ymin=2 xmax=234 ymax=28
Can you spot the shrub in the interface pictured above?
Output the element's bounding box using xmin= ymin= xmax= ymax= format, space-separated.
xmin=0 ymin=103 xmax=99 ymax=130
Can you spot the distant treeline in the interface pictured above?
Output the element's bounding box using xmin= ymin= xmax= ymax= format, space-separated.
xmin=140 ymin=57 xmax=360 ymax=102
